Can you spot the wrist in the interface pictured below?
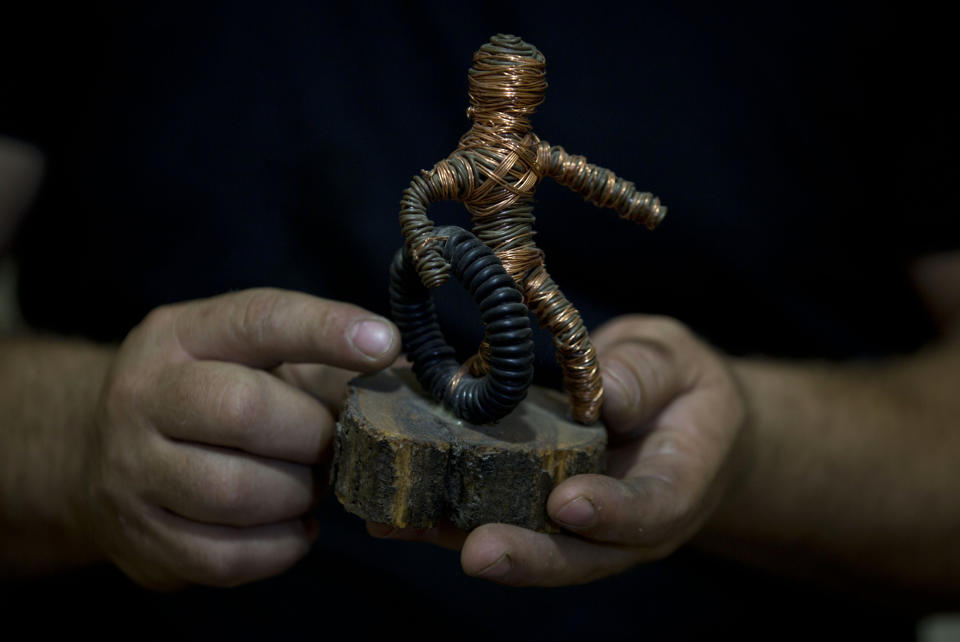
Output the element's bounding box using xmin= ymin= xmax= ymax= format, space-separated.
xmin=0 ymin=336 xmax=116 ymax=572
xmin=698 ymin=357 xmax=761 ymax=536
xmin=698 ymin=356 xmax=828 ymax=539
xmin=64 ymin=341 xmax=117 ymax=564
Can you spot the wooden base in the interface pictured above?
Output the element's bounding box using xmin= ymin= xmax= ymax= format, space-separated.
xmin=332 ymin=368 xmax=606 ymax=532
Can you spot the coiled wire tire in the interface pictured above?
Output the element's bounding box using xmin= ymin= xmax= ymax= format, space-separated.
xmin=389 ymin=226 xmax=535 ymax=424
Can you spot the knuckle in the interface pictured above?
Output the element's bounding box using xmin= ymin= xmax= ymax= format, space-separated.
xmin=214 ymin=371 xmax=265 ymax=429
xmin=210 ymin=461 xmax=255 ymax=514
xmin=310 ymin=303 xmax=339 ymax=344
xmin=636 ymin=316 xmax=698 ymax=357
xmin=628 ymin=349 xmax=665 ymax=403
xmin=238 ymin=289 xmax=285 ymax=346
xmin=169 ymin=361 xmax=203 ymax=408
xmin=602 ymin=315 xmax=695 ymax=355
xmin=606 ymin=343 xmax=674 ymax=412
xmin=124 ymin=304 xmax=186 ymax=359
xmin=645 ymin=315 xmax=690 ymax=341
xmin=139 ymin=304 xmax=179 ymax=335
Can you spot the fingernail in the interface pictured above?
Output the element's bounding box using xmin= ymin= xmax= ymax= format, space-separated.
xmin=554 ymin=496 xmax=597 ymax=529
xmin=350 ymin=318 xmax=395 ymax=359
xmin=476 ymin=552 xmax=512 ymax=580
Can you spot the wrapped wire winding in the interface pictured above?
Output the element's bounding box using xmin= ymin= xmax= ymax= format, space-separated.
xmin=390 ymin=226 xmax=534 ymax=425
xmin=397 ymin=34 xmax=666 ymax=424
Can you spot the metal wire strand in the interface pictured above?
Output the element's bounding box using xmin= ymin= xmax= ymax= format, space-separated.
xmin=395 ymin=34 xmax=666 ymax=425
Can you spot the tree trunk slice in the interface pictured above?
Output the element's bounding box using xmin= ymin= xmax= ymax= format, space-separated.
xmin=332 ymin=368 xmax=606 ymax=533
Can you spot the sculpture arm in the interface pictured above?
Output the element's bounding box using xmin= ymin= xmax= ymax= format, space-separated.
xmin=540 ymin=142 xmax=666 ymax=230
xmin=398 ymin=154 xmax=476 ymax=289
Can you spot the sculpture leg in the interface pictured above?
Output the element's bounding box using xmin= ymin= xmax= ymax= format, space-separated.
xmin=520 ymin=264 xmax=603 ymax=425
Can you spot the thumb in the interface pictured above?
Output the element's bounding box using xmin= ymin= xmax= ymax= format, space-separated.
xmin=546 ymin=473 xmax=696 ymax=551
xmin=596 ymin=318 xmax=695 ymax=438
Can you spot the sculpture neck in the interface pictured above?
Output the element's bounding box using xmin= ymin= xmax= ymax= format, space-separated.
xmin=462 ymin=109 xmax=534 ymax=149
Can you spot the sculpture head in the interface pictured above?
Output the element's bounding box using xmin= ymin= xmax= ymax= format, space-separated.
xmin=466 ymin=34 xmax=546 ymax=134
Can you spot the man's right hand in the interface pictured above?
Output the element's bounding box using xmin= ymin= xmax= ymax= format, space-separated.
xmin=78 ymin=288 xmax=399 ymax=589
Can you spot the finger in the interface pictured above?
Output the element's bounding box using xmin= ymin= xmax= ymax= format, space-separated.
xmin=274 ymin=357 xmax=414 ymax=413
xmin=365 ymin=520 xmax=468 ymax=551
xmin=145 ymin=503 xmax=314 ymax=587
xmin=591 ymin=314 xmax=685 ymax=352
xmin=160 ymin=288 xmax=400 ymax=370
xmin=149 ymin=361 xmax=335 ymax=464
xmin=273 ymin=362 xmax=357 ymax=410
xmin=598 ymin=338 xmax=688 ymax=438
xmin=546 ymin=473 xmax=695 ymax=548
xmin=142 ymin=439 xmax=315 ymax=527
xmin=592 ymin=316 xmax=707 ymax=438
xmin=460 ymin=523 xmax=644 ymax=587
xmin=548 ymin=382 xmax=741 ymax=546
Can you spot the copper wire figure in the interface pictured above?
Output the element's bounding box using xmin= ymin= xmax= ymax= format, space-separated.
xmin=398 ymin=34 xmax=666 ymax=424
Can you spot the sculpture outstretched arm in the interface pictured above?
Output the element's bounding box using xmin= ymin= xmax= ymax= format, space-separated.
xmin=539 ymin=142 xmax=666 ymax=230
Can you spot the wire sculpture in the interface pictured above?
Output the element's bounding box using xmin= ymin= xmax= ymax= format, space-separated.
xmin=395 ymin=34 xmax=666 ymax=425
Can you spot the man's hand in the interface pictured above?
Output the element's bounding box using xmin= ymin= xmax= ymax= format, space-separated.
xmin=371 ymin=315 xmax=745 ymax=587
xmin=79 ymin=288 xmax=399 ymax=589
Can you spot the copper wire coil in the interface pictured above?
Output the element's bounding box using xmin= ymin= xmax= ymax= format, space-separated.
xmin=396 ymin=34 xmax=665 ymax=424
xmin=540 ymin=142 xmax=667 ymax=229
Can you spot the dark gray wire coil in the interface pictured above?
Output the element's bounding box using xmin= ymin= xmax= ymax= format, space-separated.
xmin=389 ymin=225 xmax=535 ymax=424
